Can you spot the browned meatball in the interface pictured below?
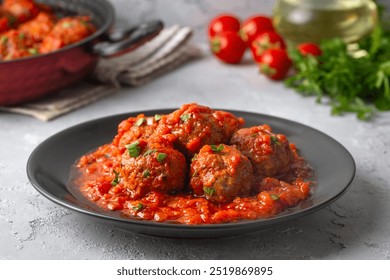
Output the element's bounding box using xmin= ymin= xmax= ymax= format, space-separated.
xmin=39 ymin=16 xmax=95 ymax=53
xmin=113 ymin=114 xmax=160 ymax=148
xmin=189 ymin=144 xmax=254 ymax=203
xmin=230 ymin=124 xmax=294 ymax=181
xmin=120 ymin=137 xmax=187 ymax=199
xmin=154 ymin=103 xmax=244 ymax=157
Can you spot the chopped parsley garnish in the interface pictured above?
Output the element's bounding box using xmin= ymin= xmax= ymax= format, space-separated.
xmin=62 ymin=22 xmax=72 ymax=28
xmin=270 ymin=136 xmax=280 ymax=145
xmin=191 ymin=153 xmax=198 ymax=162
xmin=143 ymin=149 xmax=156 ymax=156
xmin=143 ymin=169 xmax=150 ymax=178
xmin=111 ymin=170 xmax=120 ymax=186
xmin=135 ymin=118 xmax=145 ymax=127
xmin=126 ymin=141 xmax=140 ymax=157
xmin=132 ymin=203 xmax=143 ymax=211
xmin=270 ymin=194 xmax=280 ymax=200
xmin=203 ymin=187 xmax=216 ymax=196
xmin=27 ymin=48 xmax=38 ymax=55
xmin=157 ymin=153 xmax=167 ymax=163
xmin=180 ymin=113 xmax=190 ymax=122
xmin=0 ymin=36 xmax=8 ymax=44
xmin=18 ymin=32 xmax=25 ymax=39
xmin=154 ymin=114 xmax=162 ymax=121
xmin=210 ymin=144 xmax=224 ymax=153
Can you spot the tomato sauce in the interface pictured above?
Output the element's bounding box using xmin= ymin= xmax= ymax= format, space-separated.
xmin=70 ymin=106 xmax=315 ymax=225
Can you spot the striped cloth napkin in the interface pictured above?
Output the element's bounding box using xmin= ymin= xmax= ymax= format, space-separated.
xmin=1 ymin=25 xmax=201 ymax=121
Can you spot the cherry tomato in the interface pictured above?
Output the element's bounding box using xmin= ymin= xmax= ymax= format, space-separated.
xmin=297 ymin=42 xmax=322 ymax=56
xmin=241 ymin=15 xmax=274 ymax=44
xmin=258 ymin=48 xmax=291 ymax=80
xmin=208 ymin=14 xmax=241 ymax=38
xmin=210 ymin=31 xmax=246 ymax=64
xmin=250 ymin=31 xmax=286 ymax=62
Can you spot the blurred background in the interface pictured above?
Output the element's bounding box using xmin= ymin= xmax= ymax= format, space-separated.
xmin=108 ymin=0 xmax=390 ymax=42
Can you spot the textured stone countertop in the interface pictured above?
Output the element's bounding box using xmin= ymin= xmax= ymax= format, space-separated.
xmin=1 ymin=0 xmax=390 ymax=260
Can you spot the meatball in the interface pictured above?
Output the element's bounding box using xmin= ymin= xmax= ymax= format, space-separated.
xmin=113 ymin=114 xmax=160 ymax=148
xmin=120 ymin=137 xmax=187 ymax=199
xmin=189 ymin=144 xmax=254 ymax=203
xmin=154 ymin=103 xmax=244 ymax=157
xmin=18 ymin=12 xmax=56 ymax=43
xmin=39 ymin=16 xmax=95 ymax=53
xmin=2 ymin=0 xmax=39 ymax=24
xmin=230 ymin=124 xmax=294 ymax=181
xmin=0 ymin=30 xmax=31 ymax=60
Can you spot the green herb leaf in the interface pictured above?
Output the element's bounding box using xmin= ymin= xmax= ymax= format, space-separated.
xmin=270 ymin=135 xmax=279 ymax=145
xmin=180 ymin=113 xmax=190 ymax=122
xmin=203 ymin=187 xmax=216 ymax=196
xmin=111 ymin=170 xmax=120 ymax=186
xmin=285 ymin=19 xmax=390 ymax=121
xmin=270 ymin=194 xmax=279 ymax=200
xmin=210 ymin=144 xmax=224 ymax=153
xmin=156 ymin=153 xmax=167 ymax=163
xmin=154 ymin=114 xmax=162 ymax=121
xmin=143 ymin=169 xmax=150 ymax=178
xmin=135 ymin=118 xmax=145 ymax=127
xmin=143 ymin=149 xmax=156 ymax=156
xmin=27 ymin=48 xmax=38 ymax=55
xmin=62 ymin=22 xmax=72 ymax=28
xmin=132 ymin=203 xmax=143 ymax=211
xmin=0 ymin=36 xmax=8 ymax=44
xmin=191 ymin=153 xmax=198 ymax=162
xmin=126 ymin=141 xmax=140 ymax=158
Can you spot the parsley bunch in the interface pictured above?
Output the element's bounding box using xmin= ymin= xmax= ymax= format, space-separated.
xmin=285 ymin=13 xmax=390 ymax=120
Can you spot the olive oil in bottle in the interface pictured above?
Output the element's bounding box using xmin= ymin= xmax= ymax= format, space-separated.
xmin=273 ymin=0 xmax=378 ymax=45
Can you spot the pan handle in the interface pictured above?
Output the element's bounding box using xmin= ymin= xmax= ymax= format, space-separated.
xmin=93 ymin=20 xmax=164 ymax=58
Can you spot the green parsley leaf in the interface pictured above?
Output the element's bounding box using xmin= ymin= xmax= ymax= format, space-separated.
xmin=270 ymin=194 xmax=279 ymax=200
xmin=210 ymin=144 xmax=224 ymax=152
xmin=285 ymin=15 xmax=390 ymax=121
xmin=0 ymin=36 xmax=8 ymax=44
xmin=270 ymin=136 xmax=280 ymax=145
xmin=143 ymin=149 xmax=156 ymax=156
xmin=180 ymin=113 xmax=190 ymax=122
xmin=135 ymin=118 xmax=145 ymax=127
xmin=132 ymin=203 xmax=143 ymax=211
xmin=111 ymin=170 xmax=120 ymax=186
xmin=154 ymin=114 xmax=162 ymax=121
xmin=203 ymin=187 xmax=216 ymax=196
xmin=126 ymin=141 xmax=140 ymax=157
xmin=143 ymin=169 xmax=150 ymax=178
xmin=191 ymin=153 xmax=198 ymax=162
xmin=62 ymin=22 xmax=72 ymax=28
xmin=27 ymin=48 xmax=38 ymax=55
xmin=156 ymin=153 xmax=167 ymax=163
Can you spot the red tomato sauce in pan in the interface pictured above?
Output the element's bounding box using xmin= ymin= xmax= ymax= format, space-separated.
xmin=71 ymin=104 xmax=315 ymax=225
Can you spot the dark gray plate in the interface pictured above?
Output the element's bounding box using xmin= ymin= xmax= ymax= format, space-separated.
xmin=27 ymin=109 xmax=355 ymax=238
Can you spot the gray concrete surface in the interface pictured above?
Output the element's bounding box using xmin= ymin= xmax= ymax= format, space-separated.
xmin=1 ymin=0 xmax=390 ymax=260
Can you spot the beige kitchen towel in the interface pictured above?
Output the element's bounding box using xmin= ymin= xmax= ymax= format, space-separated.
xmin=0 ymin=25 xmax=202 ymax=121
